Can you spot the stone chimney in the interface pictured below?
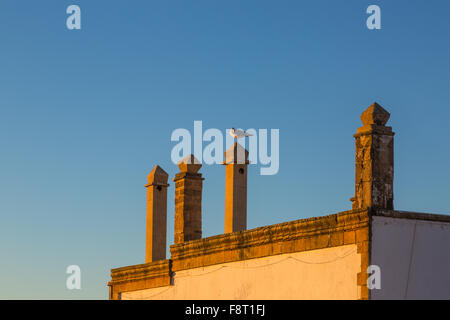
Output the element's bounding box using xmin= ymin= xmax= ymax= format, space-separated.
xmin=352 ymin=102 xmax=395 ymax=210
xmin=223 ymin=142 xmax=249 ymax=233
xmin=145 ymin=165 xmax=169 ymax=263
xmin=173 ymin=155 xmax=204 ymax=244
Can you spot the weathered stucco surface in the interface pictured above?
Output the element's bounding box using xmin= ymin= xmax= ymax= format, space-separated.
xmin=122 ymin=244 xmax=360 ymax=300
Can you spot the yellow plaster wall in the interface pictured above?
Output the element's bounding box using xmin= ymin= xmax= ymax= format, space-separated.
xmin=121 ymin=244 xmax=360 ymax=300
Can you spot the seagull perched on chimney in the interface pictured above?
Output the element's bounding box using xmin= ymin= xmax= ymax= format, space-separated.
xmin=230 ymin=128 xmax=253 ymax=140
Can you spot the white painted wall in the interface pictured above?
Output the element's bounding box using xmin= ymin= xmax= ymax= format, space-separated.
xmin=371 ymin=216 xmax=450 ymax=299
xmin=122 ymin=244 xmax=360 ymax=300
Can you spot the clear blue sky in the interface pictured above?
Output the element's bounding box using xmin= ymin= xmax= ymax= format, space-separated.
xmin=1 ymin=1 xmax=449 ymax=299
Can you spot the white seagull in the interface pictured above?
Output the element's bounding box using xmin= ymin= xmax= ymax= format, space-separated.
xmin=230 ymin=128 xmax=253 ymax=140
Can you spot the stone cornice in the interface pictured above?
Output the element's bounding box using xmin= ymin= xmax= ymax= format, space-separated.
xmin=110 ymin=259 xmax=170 ymax=285
xmin=374 ymin=209 xmax=450 ymax=223
xmin=170 ymin=208 xmax=369 ymax=262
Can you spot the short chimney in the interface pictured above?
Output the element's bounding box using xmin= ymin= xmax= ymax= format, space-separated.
xmin=145 ymin=165 xmax=169 ymax=263
xmin=223 ymin=142 xmax=249 ymax=233
xmin=352 ymin=102 xmax=395 ymax=210
xmin=173 ymin=155 xmax=204 ymax=244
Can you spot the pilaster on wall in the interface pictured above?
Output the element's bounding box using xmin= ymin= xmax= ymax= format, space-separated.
xmin=356 ymin=223 xmax=371 ymax=300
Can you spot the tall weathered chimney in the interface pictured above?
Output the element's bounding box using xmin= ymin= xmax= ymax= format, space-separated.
xmin=173 ymin=155 xmax=204 ymax=244
xmin=145 ymin=165 xmax=169 ymax=263
xmin=352 ymin=102 xmax=394 ymax=210
xmin=223 ymin=142 xmax=249 ymax=233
